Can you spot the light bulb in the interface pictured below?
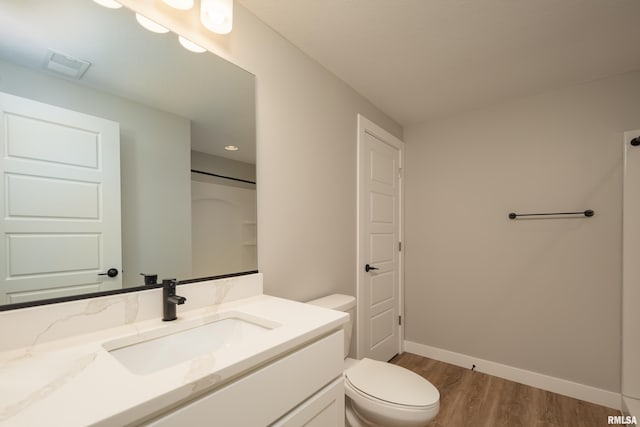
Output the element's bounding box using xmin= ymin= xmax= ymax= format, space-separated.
xmin=92 ymin=0 xmax=122 ymax=8
xmin=201 ymin=0 xmax=233 ymax=35
xmin=178 ymin=36 xmax=206 ymax=53
xmin=224 ymin=145 xmax=239 ymax=151
xmin=163 ymin=0 xmax=194 ymax=10
xmin=135 ymin=13 xmax=170 ymax=34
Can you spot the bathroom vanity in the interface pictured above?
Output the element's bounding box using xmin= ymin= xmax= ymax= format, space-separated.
xmin=145 ymin=331 xmax=344 ymax=426
xmin=0 ymin=274 xmax=347 ymax=426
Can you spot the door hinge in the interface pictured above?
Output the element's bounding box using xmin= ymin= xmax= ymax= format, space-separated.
xmin=398 ymin=167 xmax=403 ymax=178
xmin=398 ymin=315 xmax=402 ymax=326
xmin=398 ymin=241 xmax=402 ymax=251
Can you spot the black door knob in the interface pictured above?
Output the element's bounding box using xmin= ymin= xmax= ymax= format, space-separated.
xmin=365 ymin=264 xmax=379 ymax=272
xmin=99 ymin=268 xmax=119 ymax=278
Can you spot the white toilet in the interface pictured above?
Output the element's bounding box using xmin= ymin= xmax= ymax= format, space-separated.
xmin=308 ymin=294 xmax=440 ymax=427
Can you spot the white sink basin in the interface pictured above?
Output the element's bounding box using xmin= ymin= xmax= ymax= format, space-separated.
xmin=104 ymin=312 xmax=278 ymax=375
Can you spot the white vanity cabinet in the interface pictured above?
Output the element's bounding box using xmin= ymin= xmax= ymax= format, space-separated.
xmin=270 ymin=377 xmax=344 ymax=426
xmin=144 ymin=330 xmax=344 ymax=427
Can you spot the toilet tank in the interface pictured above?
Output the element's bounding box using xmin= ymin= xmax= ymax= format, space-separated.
xmin=307 ymin=294 xmax=355 ymax=359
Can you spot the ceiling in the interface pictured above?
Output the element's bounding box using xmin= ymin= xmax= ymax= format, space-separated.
xmin=238 ymin=0 xmax=640 ymax=126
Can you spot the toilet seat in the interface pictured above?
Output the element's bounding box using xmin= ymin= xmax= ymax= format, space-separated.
xmin=345 ymin=358 xmax=439 ymax=409
xmin=343 ymin=358 xmax=440 ymax=427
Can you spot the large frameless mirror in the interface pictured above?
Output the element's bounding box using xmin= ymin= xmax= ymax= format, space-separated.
xmin=0 ymin=0 xmax=257 ymax=309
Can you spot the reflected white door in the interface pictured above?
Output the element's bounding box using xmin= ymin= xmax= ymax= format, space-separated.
xmin=357 ymin=114 xmax=403 ymax=361
xmin=0 ymin=92 xmax=121 ymax=304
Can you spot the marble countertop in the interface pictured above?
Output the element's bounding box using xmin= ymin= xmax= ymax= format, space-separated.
xmin=0 ymin=295 xmax=347 ymax=426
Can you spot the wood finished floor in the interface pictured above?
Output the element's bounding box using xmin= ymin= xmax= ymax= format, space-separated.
xmin=390 ymin=352 xmax=621 ymax=427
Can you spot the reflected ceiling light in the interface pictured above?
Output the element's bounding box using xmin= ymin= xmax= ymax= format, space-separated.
xmin=135 ymin=13 xmax=170 ymax=34
xmin=201 ymin=0 xmax=233 ymax=35
xmin=92 ymin=0 xmax=122 ymax=8
xmin=224 ymin=145 xmax=239 ymax=151
xmin=178 ymin=36 xmax=206 ymax=53
xmin=163 ymin=0 xmax=194 ymax=10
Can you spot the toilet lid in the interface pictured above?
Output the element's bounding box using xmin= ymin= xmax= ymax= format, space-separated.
xmin=345 ymin=358 xmax=439 ymax=407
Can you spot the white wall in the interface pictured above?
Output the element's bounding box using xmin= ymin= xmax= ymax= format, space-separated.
xmin=191 ymin=151 xmax=256 ymax=184
xmin=404 ymin=71 xmax=640 ymax=393
xmin=119 ymin=0 xmax=403 ymax=301
xmin=192 ymin=178 xmax=257 ymax=276
xmin=190 ymin=151 xmax=258 ymax=275
xmin=0 ymin=59 xmax=192 ymax=288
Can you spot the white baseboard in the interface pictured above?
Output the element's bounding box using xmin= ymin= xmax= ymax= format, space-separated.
xmin=404 ymin=340 xmax=621 ymax=410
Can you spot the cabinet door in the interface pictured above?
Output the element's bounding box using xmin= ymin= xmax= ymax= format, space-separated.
xmin=271 ymin=377 xmax=344 ymax=427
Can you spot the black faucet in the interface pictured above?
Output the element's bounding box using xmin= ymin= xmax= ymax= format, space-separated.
xmin=162 ymin=279 xmax=186 ymax=321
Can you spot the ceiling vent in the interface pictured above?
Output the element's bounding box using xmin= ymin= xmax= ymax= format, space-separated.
xmin=43 ymin=49 xmax=91 ymax=80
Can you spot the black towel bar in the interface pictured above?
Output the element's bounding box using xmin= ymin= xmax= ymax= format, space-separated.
xmin=508 ymin=210 xmax=594 ymax=220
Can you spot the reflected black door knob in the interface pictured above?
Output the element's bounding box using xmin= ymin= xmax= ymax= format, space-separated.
xmin=98 ymin=268 xmax=119 ymax=278
xmin=365 ymin=264 xmax=379 ymax=272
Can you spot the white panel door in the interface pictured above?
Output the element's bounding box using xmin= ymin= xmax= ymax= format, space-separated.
xmin=0 ymin=92 xmax=121 ymax=304
xmin=357 ymin=115 xmax=403 ymax=361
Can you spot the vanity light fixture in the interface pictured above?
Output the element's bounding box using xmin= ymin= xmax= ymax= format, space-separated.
xmin=178 ymin=36 xmax=207 ymax=53
xmin=224 ymin=145 xmax=239 ymax=151
xmin=162 ymin=0 xmax=194 ymax=10
xmin=92 ymin=0 xmax=122 ymax=8
xmin=201 ymin=0 xmax=233 ymax=35
xmin=135 ymin=13 xmax=170 ymax=34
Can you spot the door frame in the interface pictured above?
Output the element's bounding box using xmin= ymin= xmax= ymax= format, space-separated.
xmin=356 ymin=114 xmax=405 ymax=359
xmin=623 ymin=129 xmax=640 ymax=399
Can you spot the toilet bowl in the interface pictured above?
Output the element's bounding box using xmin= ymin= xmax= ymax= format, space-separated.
xmin=307 ymin=294 xmax=440 ymax=427
xmin=344 ymin=357 xmax=439 ymax=427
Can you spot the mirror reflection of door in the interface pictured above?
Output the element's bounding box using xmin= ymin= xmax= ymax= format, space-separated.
xmin=0 ymin=92 xmax=122 ymax=304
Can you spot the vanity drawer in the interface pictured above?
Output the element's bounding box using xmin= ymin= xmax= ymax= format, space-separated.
xmin=270 ymin=377 xmax=344 ymax=427
xmin=145 ymin=330 xmax=344 ymax=427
